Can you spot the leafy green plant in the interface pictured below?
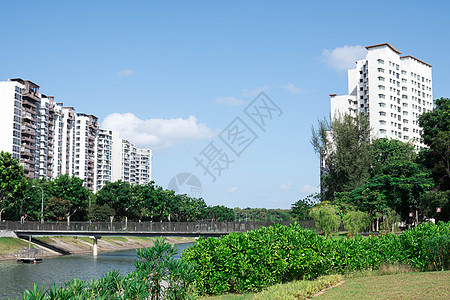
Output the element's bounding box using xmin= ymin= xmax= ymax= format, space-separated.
xmin=182 ymin=222 xmax=450 ymax=296
xmin=310 ymin=205 xmax=341 ymax=237
xmin=423 ymin=232 xmax=450 ymax=271
xmin=343 ymin=210 xmax=371 ymax=235
xmin=134 ymin=236 xmax=197 ymax=299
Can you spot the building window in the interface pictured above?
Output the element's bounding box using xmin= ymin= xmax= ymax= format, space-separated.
xmin=379 ymin=129 xmax=387 ymax=134
xmin=378 ymin=94 xmax=385 ymax=99
xmin=379 ymin=111 xmax=386 ymax=116
xmin=378 ymin=68 xmax=384 ymax=73
xmin=377 ymin=59 xmax=384 ymax=64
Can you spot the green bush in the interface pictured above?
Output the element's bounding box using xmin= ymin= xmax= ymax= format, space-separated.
xmin=423 ymin=235 xmax=450 ymax=271
xmin=343 ymin=210 xmax=371 ymax=235
xmin=309 ymin=205 xmax=341 ymax=237
xmin=182 ymin=222 xmax=450 ymax=296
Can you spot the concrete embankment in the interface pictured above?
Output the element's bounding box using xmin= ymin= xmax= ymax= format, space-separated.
xmin=0 ymin=234 xmax=195 ymax=261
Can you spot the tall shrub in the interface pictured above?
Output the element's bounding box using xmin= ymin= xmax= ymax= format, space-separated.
xmin=310 ymin=205 xmax=341 ymax=236
xmin=343 ymin=210 xmax=371 ymax=235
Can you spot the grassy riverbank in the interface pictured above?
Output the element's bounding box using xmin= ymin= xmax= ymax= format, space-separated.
xmin=0 ymin=236 xmax=195 ymax=260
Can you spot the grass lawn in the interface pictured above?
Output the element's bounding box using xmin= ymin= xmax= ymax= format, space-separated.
xmin=203 ymin=270 xmax=449 ymax=300
xmin=0 ymin=237 xmax=32 ymax=254
xmin=316 ymin=271 xmax=450 ymax=299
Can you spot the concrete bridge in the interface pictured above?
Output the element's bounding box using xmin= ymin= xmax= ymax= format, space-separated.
xmin=1 ymin=221 xmax=314 ymax=256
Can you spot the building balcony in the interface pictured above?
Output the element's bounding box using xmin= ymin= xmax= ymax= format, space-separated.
xmin=22 ymin=164 xmax=34 ymax=173
xmin=20 ymin=149 xmax=33 ymax=158
xmin=22 ymin=98 xmax=38 ymax=108
xmin=23 ymin=89 xmax=40 ymax=102
xmin=21 ymin=143 xmax=36 ymax=151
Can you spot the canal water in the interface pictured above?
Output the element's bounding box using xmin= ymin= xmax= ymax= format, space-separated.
xmin=0 ymin=242 xmax=194 ymax=299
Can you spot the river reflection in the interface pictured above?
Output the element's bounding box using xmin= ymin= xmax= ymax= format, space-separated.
xmin=0 ymin=242 xmax=193 ymax=299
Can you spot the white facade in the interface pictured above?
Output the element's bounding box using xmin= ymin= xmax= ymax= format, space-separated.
xmin=73 ymin=113 xmax=99 ymax=191
xmin=330 ymin=43 xmax=433 ymax=149
xmin=96 ymin=128 xmax=114 ymax=191
xmin=61 ymin=107 xmax=76 ymax=176
xmin=1 ymin=78 xmax=152 ymax=191
xmin=0 ymin=81 xmax=23 ymax=160
xmin=110 ymin=135 xmax=152 ymax=187
xmin=136 ymin=148 xmax=152 ymax=185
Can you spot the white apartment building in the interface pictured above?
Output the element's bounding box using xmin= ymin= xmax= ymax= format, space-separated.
xmin=60 ymin=107 xmax=76 ymax=176
xmin=330 ymin=43 xmax=433 ymax=149
xmin=38 ymin=95 xmax=63 ymax=179
xmin=111 ymin=137 xmax=152 ymax=186
xmin=96 ymin=128 xmax=115 ymax=191
xmin=0 ymin=78 xmax=152 ymax=192
xmin=136 ymin=148 xmax=152 ymax=185
xmin=73 ymin=113 xmax=99 ymax=191
xmin=0 ymin=80 xmax=24 ymax=161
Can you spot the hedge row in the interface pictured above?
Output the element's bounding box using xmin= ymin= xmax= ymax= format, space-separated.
xmin=181 ymin=222 xmax=450 ymax=295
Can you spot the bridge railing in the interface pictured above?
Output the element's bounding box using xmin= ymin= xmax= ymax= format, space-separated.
xmin=1 ymin=220 xmax=315 ymax=233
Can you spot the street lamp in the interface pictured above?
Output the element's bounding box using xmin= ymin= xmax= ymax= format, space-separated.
xmin=32 ymin=185 xmax=44 ymax=223
xmin=20 ymin=197 xmax=30 ymax=224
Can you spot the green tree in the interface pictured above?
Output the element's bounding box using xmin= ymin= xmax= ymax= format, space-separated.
xmin=87 ymin=204 xmax=116 ymax=221
xmin=45 ymin=197 xmax=70 ymax=221
xmin=421 ymin=190 xmax=449 ymax=222
xmin=418 ymin=97 xmax=450 ymax=146
xmin=96 ymin=180 xmax=136 ymax=223
xmin=371 ymin=138 xmax=416 ymax=176
xmin=291 ymin=194 xmax=317 ymax=221
xmin=309 ymin=204 xmax=340 ymax=237
xmin=0 ymin=152 xmax=27 ymax=221
xmin=418 ymin=98 xmax=450 ymax=191
xmin=360 ymin=161 xmax=434 ymax=222
xmin=311 ymin=113 xmax=372 ymax=200
xmin=343 ymin=210 xmax=371 ymax=235
xmin=48 ymin=175 xmax=90 ymax=225
xmin=205 ymin=205 xmax=235 ymax=221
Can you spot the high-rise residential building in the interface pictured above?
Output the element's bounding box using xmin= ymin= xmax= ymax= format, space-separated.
xmin=0 ymin=78 xmax=152 ymax=191
xmin=96 ymin=128 xmax=115 ymax=191
xmin=38 ymin=95 xmax=62 ymax=179
xmin=136 ymin=148 xmax=152 ymax=185
xmin=0 ymin=80 xmax=24 ymax=161
xmin=73 ymin=113 xmax=99 ymax=191
xmin=111 ymin=137 xmax=152 ymax=186
xmin=11 ymin=79 xmax=42 ymax=179
xmin=329 ymin=43 xmax=433 ymax=149
xmin=60 ymin=106 xmax=76 ymax=176
xmin=51 ymin=102 xmax=64 ymax=179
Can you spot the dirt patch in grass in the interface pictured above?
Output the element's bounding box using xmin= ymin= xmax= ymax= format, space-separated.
xmin=315 ymin=271 xmax=450 ymax=299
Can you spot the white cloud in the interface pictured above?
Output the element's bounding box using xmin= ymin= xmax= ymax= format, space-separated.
xmin=279 ymin=181 xmax=293 ymax=190
xmin=299 ymin=184 xmax=319 ymax=194
xmin=228 ymin=186 xmax=238 ymax=193
xmin=117 ymin=69 xmax=134 ymax=77
xmin=280 ymin=82 xmax=302 ymax=94
xmin=321 ymin=45 xmax=367 ymax=71
xmin=216 ymin=97 xmax=245 ymax=106
xmin=242 ymin=85 xmax=270 ymax=97
xmin=102 ymin=113 xmax=214 ymax=149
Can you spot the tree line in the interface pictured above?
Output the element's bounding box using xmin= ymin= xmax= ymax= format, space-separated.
xmin=292 ymin=97 xmax=450 ymax=231
xmin=0 ymin=157 xmax=291 ymax=223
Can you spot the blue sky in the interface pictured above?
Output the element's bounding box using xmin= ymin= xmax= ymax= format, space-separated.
xmin=1 ymin=1 xmax=449 ymax=209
